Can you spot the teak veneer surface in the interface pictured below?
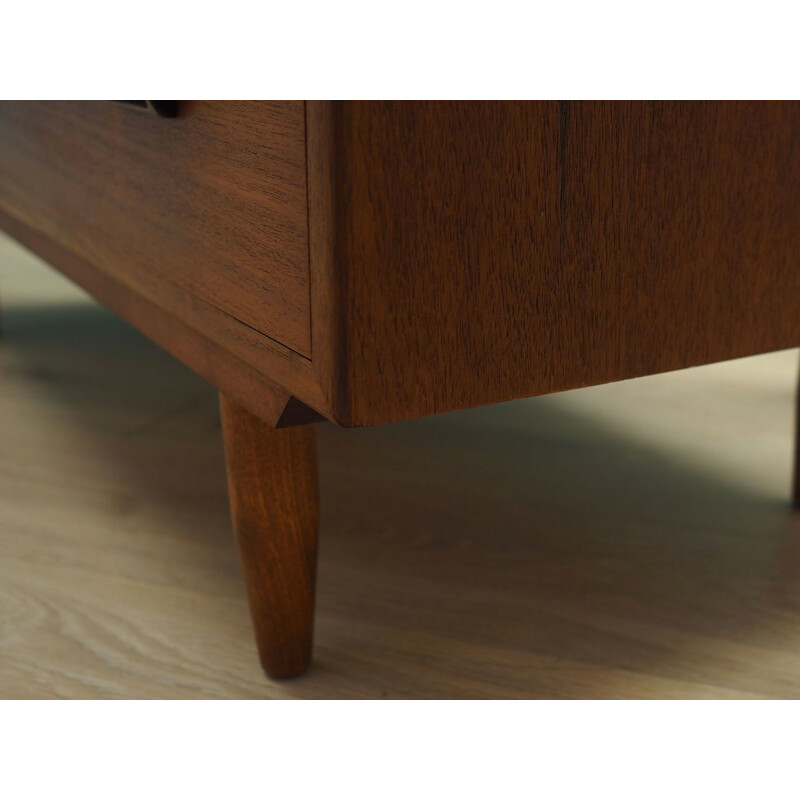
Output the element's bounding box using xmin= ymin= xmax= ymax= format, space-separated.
xmin=2 ymin=101 xmax=800 ymax=430
xmin=321 ymin=101 xmax=800 ymax=424
xmin=0 ymin=101 xmax=312 ymax=357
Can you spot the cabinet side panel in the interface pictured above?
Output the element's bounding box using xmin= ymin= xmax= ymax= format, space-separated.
xmin=335 ymin=101 xmax=800 ymax=425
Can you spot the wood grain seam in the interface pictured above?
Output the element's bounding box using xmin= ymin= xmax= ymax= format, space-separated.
xmin=305 ymin=101 xmax=353 ymax=426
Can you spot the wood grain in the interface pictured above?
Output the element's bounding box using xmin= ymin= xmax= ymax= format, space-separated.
xmin=306 ymin=100 xmax=347 ymax=419
xmin=0 ymin=101 xmax=312 ymax=356
xmin=314 ymin=101 xmax=800 ymax=425
xmin=5 ymin=102 xmax=800 ymax=432
xmin=219 ymin=394 xmax=319 ymax=677
xmin=4 ymin=238 xmax=800 ymax=698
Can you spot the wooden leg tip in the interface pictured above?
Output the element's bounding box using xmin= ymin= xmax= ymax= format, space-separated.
xmin=257 ymin=637 xmax=314 ymax=680
xmin=261 ymin=658 xmax=313 ymax=680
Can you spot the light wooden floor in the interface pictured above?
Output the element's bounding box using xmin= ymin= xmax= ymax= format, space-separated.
xmin=3 ymin=234 xmax=800 ymax=699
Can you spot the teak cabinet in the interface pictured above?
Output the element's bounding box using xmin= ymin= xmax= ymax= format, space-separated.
xmin=2 ymin=101 xmax=800 ymax=677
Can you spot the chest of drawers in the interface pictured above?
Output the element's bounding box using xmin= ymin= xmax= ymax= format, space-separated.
xmin=2 ymin=101 xmax=800 ymax=677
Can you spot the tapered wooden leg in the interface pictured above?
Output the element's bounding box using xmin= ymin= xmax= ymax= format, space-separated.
xmin=219 ymin=393 xmax=319 ymax=678
xmin=794 ymin=356 xmax=800 ymax=508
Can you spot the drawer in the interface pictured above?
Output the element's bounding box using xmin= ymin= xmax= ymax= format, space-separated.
xmin=0 ymin=101 xmax=311 ymax=357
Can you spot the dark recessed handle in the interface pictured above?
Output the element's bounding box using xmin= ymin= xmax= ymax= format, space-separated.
xmin=112 ymin=101 xmax=178 ymax=117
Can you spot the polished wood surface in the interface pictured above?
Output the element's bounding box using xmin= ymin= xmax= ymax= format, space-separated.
xmin=313 ymin=101 xmax=800 ymax=424
xmin=220 ymin=394 xmax=319 ymax=677
xmin=0 ymin=101 xmax=312 ymax=356
xmin=4 ymin=102 xmax=800 ymax=430
xmin=3 ymin=236 xmax=800 ymax=699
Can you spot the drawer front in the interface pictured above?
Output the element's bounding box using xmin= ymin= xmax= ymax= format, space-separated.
xmin=0 ymin=101 xmax=312 ymax=357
